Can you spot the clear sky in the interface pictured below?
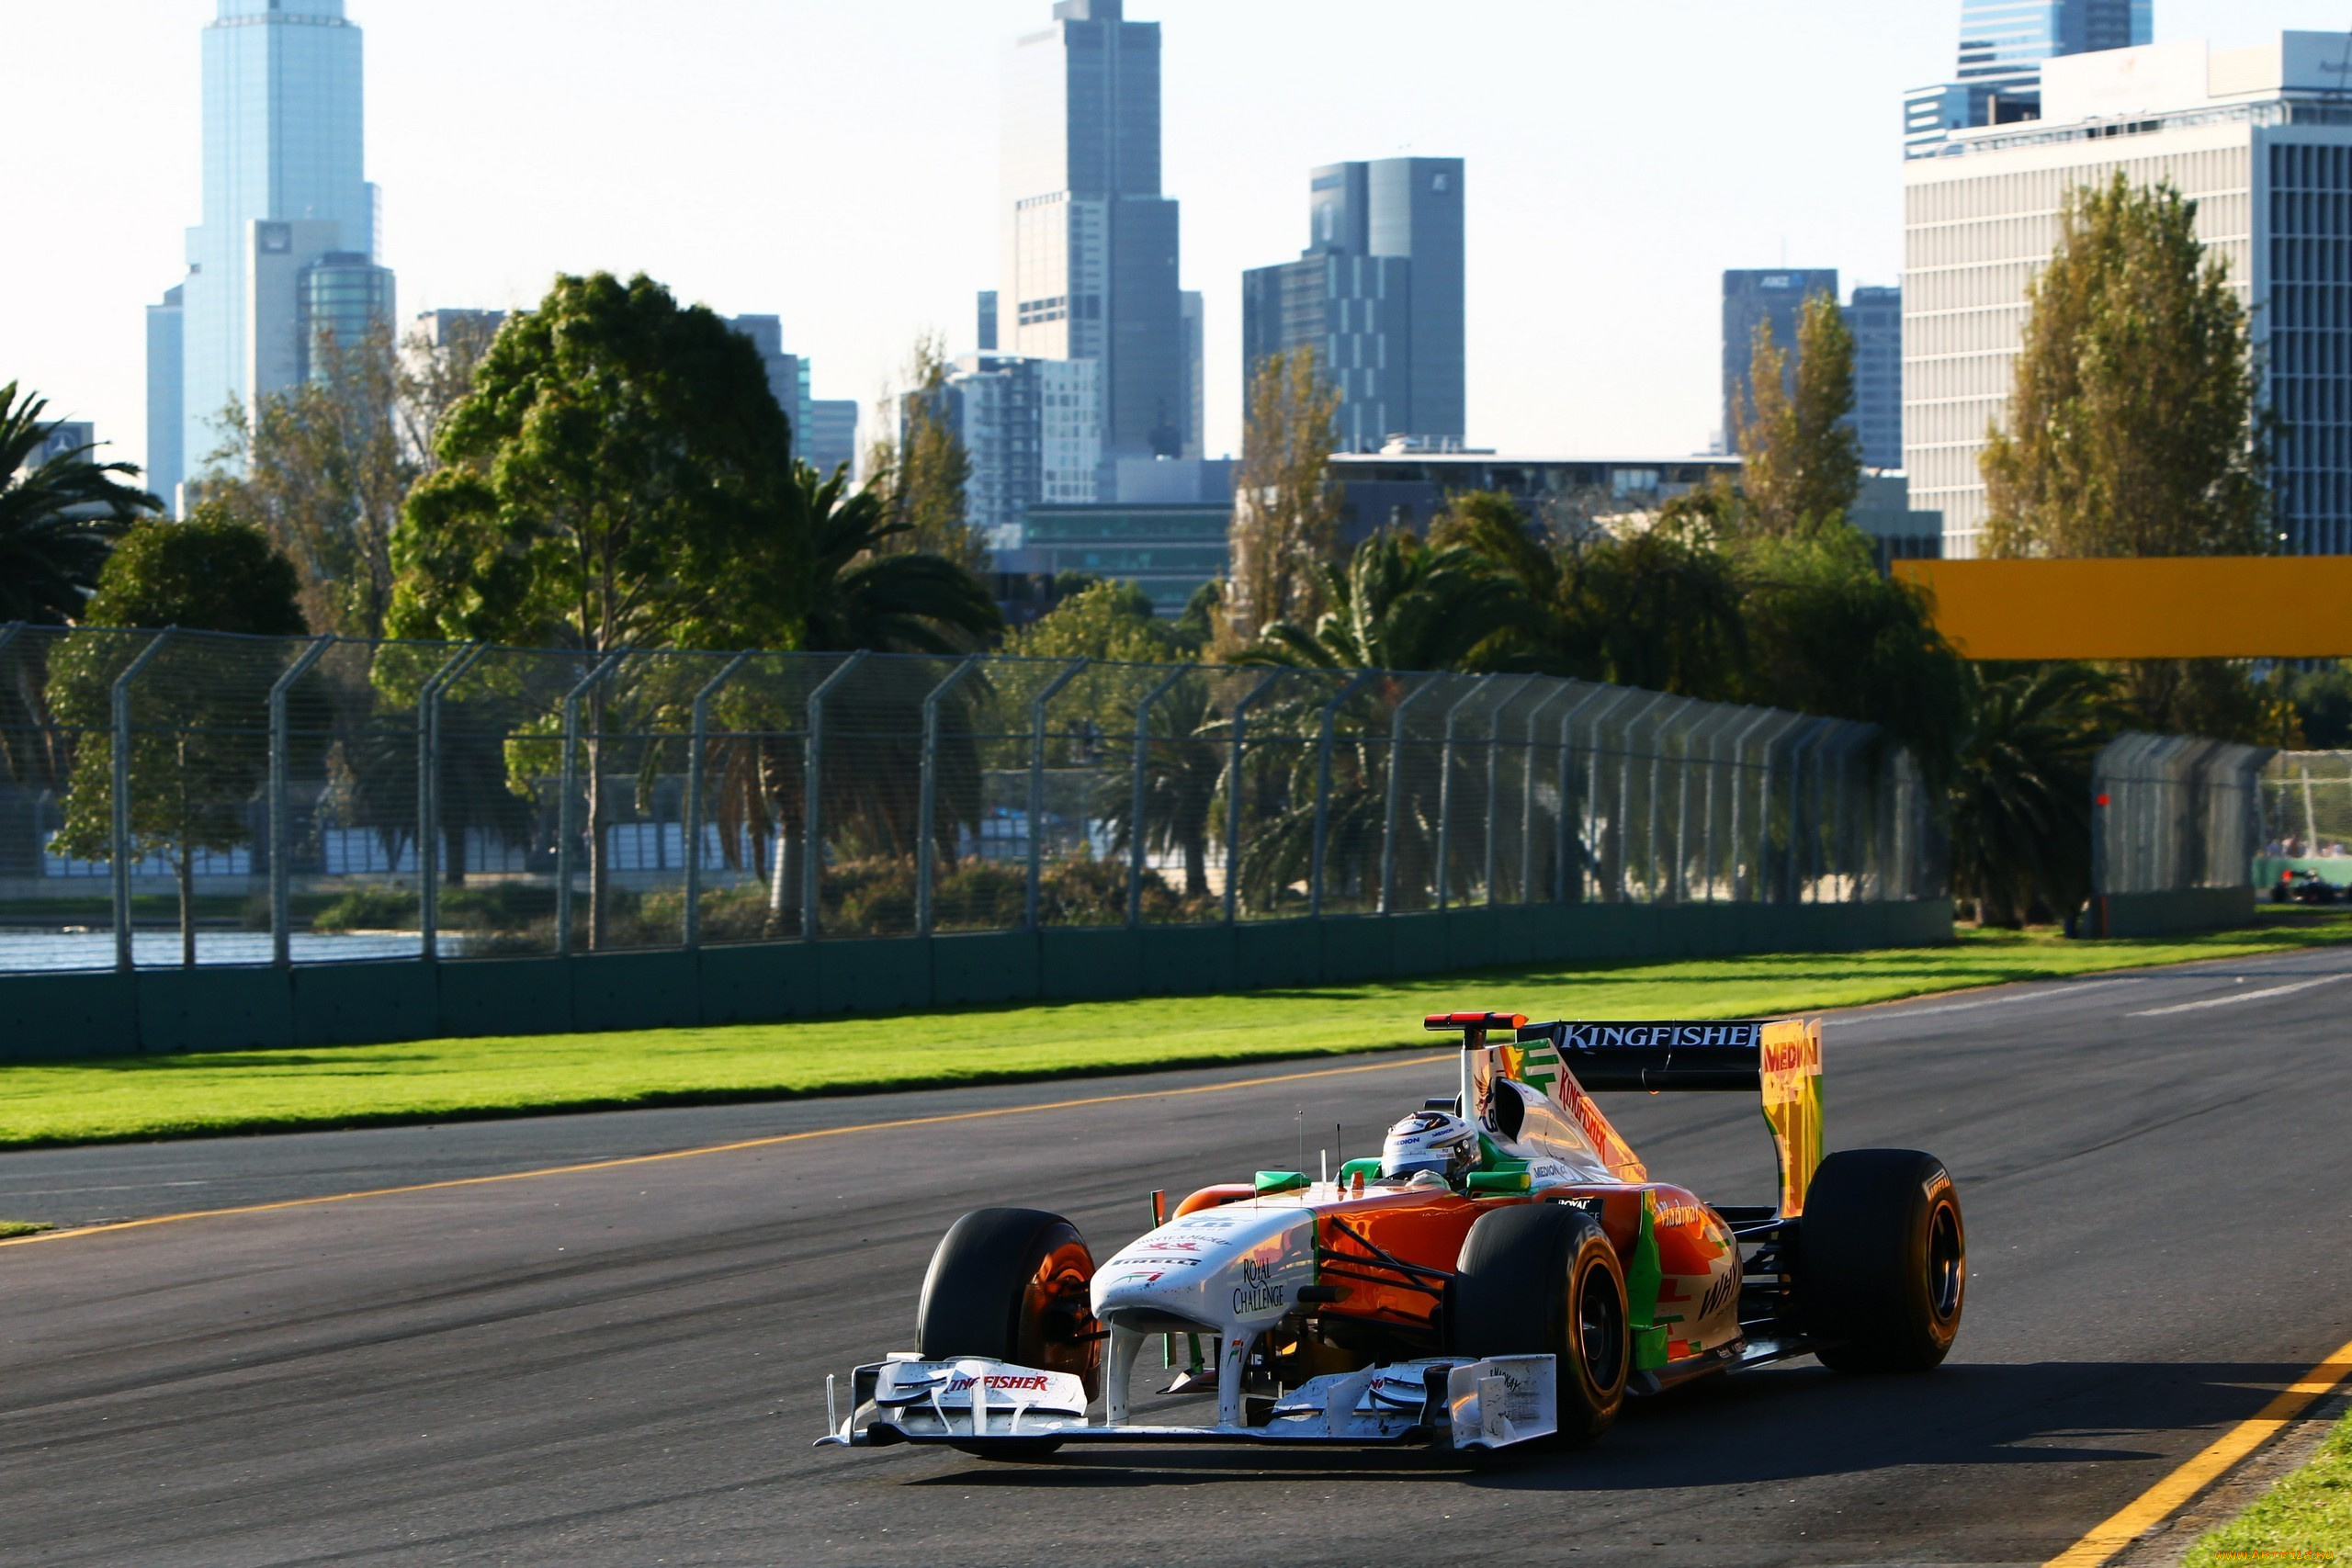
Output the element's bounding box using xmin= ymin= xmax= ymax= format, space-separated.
xmin=4 ymin=0 xmax=2339 ymax=484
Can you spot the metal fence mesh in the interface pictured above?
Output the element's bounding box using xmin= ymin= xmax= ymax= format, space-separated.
xmin=2093 ymin=732 xmax=2274 ymax=897
xmin=2257 ymin=751 xmax=2352 ymax=862
xmin=0 ymin=626 xmax=1939 ymax=974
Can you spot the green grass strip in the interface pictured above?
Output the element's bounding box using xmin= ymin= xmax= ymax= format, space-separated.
xmin=0 ymin=912 xmax=2346 ymax=1153
xmin=0 ymin=1220 xmax=54 ymax=1239
xmin=2185 ymin=1408 xmax=2352 ymax=1563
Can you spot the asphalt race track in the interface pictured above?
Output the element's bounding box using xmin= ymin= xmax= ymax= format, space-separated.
xmin=4 ymin=948 xmax=2351 ymax=1566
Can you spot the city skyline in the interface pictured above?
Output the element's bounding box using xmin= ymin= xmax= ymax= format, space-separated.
xmin=4 ymin=0 xmax=2333 ymax=489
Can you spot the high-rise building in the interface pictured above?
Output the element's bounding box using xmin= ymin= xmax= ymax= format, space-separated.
xmin=144 ymin=288 xmax=185 ymax=507
xmin=999 ymin=1 xmax=1189 ymax=486
xmin=28 ymin=422 xmax=98 ymax=470
xmin=977 ymin=290 xmax=1000 ymax=353
xmin=1905 ymin=34 xmax=2352 ymax=556
xmin=413 ymin=309 xmax=504 ymax=354
xmin=1845 ymin=285 xmax=1904 ymax=472
xmin=1911 ymin=0 xmax=2154 ymax=156
xmin=802 ymin=400 xmax=861 ymax=481
xmin=1180 ymin=290 xmax=1204 ymax=459
xmin=1242 ymin=157 xmax=1466 ymax=451
xmin=1722 ymin=269 xmax=1838 ymax=445
xmin=151 ymin=0 xmax=392 ymax=497
xmin=729 ymin=315 xmax=808 ymax=446
xmin=932 ymin=354 xmax=1102 ymax=548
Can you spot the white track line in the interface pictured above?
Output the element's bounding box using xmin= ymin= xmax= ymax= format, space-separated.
xmin=2130 ymin=973 xmax=2352 ymax=1018
xmin=1871 ymin=978 xmax=2137 ymax=1021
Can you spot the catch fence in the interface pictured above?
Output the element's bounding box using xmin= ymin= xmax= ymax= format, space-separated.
xmin=0 ymin=626 xmax=1938 ymax=975
xmin=2258 ymin=750 xmax=2352 ymax=863
xmin=2090 ymin=732 xmax=2272 ymax=934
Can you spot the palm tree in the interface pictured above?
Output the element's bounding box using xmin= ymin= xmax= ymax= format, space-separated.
xmin=0 ymin=383 xmax=159 ymax=626
xmin=1241 ymin=527 xmax=1518 ymax=677
xmin=1948 ymin=661 xmax=2120 ymax=930
xmin=1434 ymin=490 xmax=1747 ymax=698
xmin=786 ymin=462 xmax=1002 ymax=656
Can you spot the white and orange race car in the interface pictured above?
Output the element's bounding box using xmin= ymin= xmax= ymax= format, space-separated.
xmin=817 ymin=1010 xmax=1965 ymax=1458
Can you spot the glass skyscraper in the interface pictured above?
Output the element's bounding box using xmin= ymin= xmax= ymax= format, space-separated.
xmin=1000 ymin=1 xmax=1190 ymax=482
xmin=1242 ymin=157 xmax=1466 ymax=451
xmin=1957 ymin=0 xmax=2153 ymax=118
xmin=148 ymin=0 xmax=391 ymax=503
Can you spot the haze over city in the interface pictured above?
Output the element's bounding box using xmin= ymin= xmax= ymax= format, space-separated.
xmin=4 ymin=0 xmax=2335 ymax=482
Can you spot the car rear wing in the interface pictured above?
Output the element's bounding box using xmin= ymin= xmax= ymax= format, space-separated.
xmin=1424 ymin=1012 xmax=1826 ymax=1217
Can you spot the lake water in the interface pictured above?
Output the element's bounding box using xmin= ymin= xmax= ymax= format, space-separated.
xmin=0 ymin=931 xmax=458 ymax=974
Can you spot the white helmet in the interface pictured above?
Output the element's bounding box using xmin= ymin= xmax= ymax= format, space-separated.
xmin=1380 ymin=1110 xmax=1480 ymax=1184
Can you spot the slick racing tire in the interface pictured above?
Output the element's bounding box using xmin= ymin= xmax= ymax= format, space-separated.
xmin=1449 ymin=1202 xmax=1629 ymax=1445
xmin=1797 ymin=1149 xmax=1965 ymax=1373
xmin=915 ymin=1207 xmax=1102 ymax=1459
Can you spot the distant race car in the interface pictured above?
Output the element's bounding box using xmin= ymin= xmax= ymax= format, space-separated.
xmin=2272 ymin=869 xmax=2339 ymax=905
xmin=816 ymin=1010 xmax=1965 ymax=1459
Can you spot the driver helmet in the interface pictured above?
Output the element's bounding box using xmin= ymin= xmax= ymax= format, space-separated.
xmin=1379 ymin=1110 xmax=1481 ymax=1184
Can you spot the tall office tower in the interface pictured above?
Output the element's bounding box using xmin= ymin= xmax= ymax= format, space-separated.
xmin=150 ymin=0 xmax=393 ymax=495
xmin=1722 ymin=270 xmax=1838 ymax=446
xmin=1241 ymin=157 xmax=1466 ymax=451
xmin=1845 ymin=286 xmax=1904 ymax=471
xmin=1000 ymin=1 xmax=1188 ymax=488
xmin=933 ymin=354 xmax=1101 ymax=547
xmin=1958 ymin=0 xmax=2152 ymax=119
xmin=1911 ymin=0 xmax=2154 ymax=155
xmin=1180 ymin=290 xmax=1204 ymax=458
xmin=801 ymin=400 xmax=861 ymax=482
xmin=729 ymin=316 xmax=808 ymax=446
xmin=1905 ymin=34 xmax=2352 ymax=556
xmin=978 ymin=290 xmax=1000 ymax=352
xmin=144 ymin=288 xmax=185 ymax=506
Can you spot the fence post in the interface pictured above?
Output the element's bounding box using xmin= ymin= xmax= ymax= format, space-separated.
xmin=1611 ymin=692 xmax=1670 ymax=903
xmin=1380 ymin=679 xmax=1442 ymax=914
xmin=916 ymin=656 xmax=984 ymax=938
xmin=1127 ymin=665 xmax=1194 ymax=929
xmin=1543 ymin=691 xmax=1618 ymax=902
xmin=684 ymin=650 xmax=755 ymax=952
xmin=1562 ymin=687 xmax=1633 ymax=903
xmin=1720 ymin=710 xmax=1771 ymax=902
xmin=1433 ymin=678 xmax=1494 ymax=912
xmin=109 ymin=630 xmax=174 ymax=974
xmin=556 ymin=649 xmax=628 ymax=959
xmin=800 ymin=650 xmax=871 ymax=944
xmin=1484 ymin=678 xmax=1538 ymax=906
xmin=1025 ymin=660 xmax=1091 ymax=931
xmin=1309 ymin=671 xmax=1377 ymax=918
xmin=1780 ymin=719 xmax=1836 ymax=906
xmin=1221 ymin=669 xmax=1285 ymax=924
xmin=415 ymin=642 xmax=487 ymax=962
xmin=1518 ymin=682 xmax=1577 ymax=906
xmin=1672 ymin=706 xmax=1733 ymax=906
xmin=267 ymin=635 xmax=335 ymax=967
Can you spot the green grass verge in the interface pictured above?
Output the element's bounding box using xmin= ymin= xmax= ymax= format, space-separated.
xmin=2186 ymin=1408 xmax=2352 ymax=1563
xmin=0 ymin=1220 xmax=54 ymax=1239
xmin=1 ymin=911 xmax=2346 ymax=1153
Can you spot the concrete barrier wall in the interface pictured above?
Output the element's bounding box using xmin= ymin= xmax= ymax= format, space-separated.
xmin=2095 ymin=886 xmax=2256 ymax=940
xmin=0 ymin=899 xmax=1954 ymax=1066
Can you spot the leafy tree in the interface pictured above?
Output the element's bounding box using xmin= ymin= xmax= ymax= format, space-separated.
xmin=1738 ymin=526 xmax=1972 ymax=789
xmin=1733 ymin=297 xmax=1862 ymax=540
xmin=868 ymin=334 xmax=987 ymax=572
xmin=2284 ymin=661 xmax=2352 ymax=750
xmin=204 ymin=321 xmax=492 ymax=641
xmin=49 ymin=508 xmax=308 ymax=964
xmin=388 ymin=272 xmax=792 ymax=949
xmin=0 ymin=383 xmax=158 ymax=626
xmin=1222 ymin=347 xmax=1343 ymax=652
xmin=1947 ymin=661 xmax=2121 ymax=930
xmin=1006 ymin=580 xmax=1184 ymax=664
xmin=1434 ymin=491 xmax=1747 ymax=699
xmin=1983 ymin=173 xmax=2268 ymax=559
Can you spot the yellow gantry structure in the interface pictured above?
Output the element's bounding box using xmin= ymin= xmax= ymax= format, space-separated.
xmin=1893 ymin=557 xmax=2352 ymax=660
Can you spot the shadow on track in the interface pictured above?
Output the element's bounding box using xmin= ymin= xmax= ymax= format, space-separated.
xmin=901 ymin=1359 xmax=2301 ymax=1492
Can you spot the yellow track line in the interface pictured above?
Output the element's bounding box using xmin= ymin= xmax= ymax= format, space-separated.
xmin=2043 ymin=1330 xmax=2352 ymax=1567
xmin=0 ymin=1052 xmax=1450 ymax=1252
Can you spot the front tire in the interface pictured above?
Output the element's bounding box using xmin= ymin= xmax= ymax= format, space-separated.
xmin=1797 ymin=1149 xmax=1965 ymax=1373
xmin=915 ymin=1207 xmax=1101 ymax=1457
xmin=1450 ymin=1202 xmax=1629 ymax=1444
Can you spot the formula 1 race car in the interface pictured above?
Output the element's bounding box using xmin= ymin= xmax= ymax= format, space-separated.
xmin=816 ymin=1011 xmax=1965 ymax=1459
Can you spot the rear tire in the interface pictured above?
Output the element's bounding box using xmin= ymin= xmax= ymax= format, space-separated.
xmin=915 ymin=1207 xmax=1101 ymax=1458
xmin=1450 ymin=1203 xmax=1629 ymax=1444
xmin=1797 ymin=1149 xmax=1965 ymax=1373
